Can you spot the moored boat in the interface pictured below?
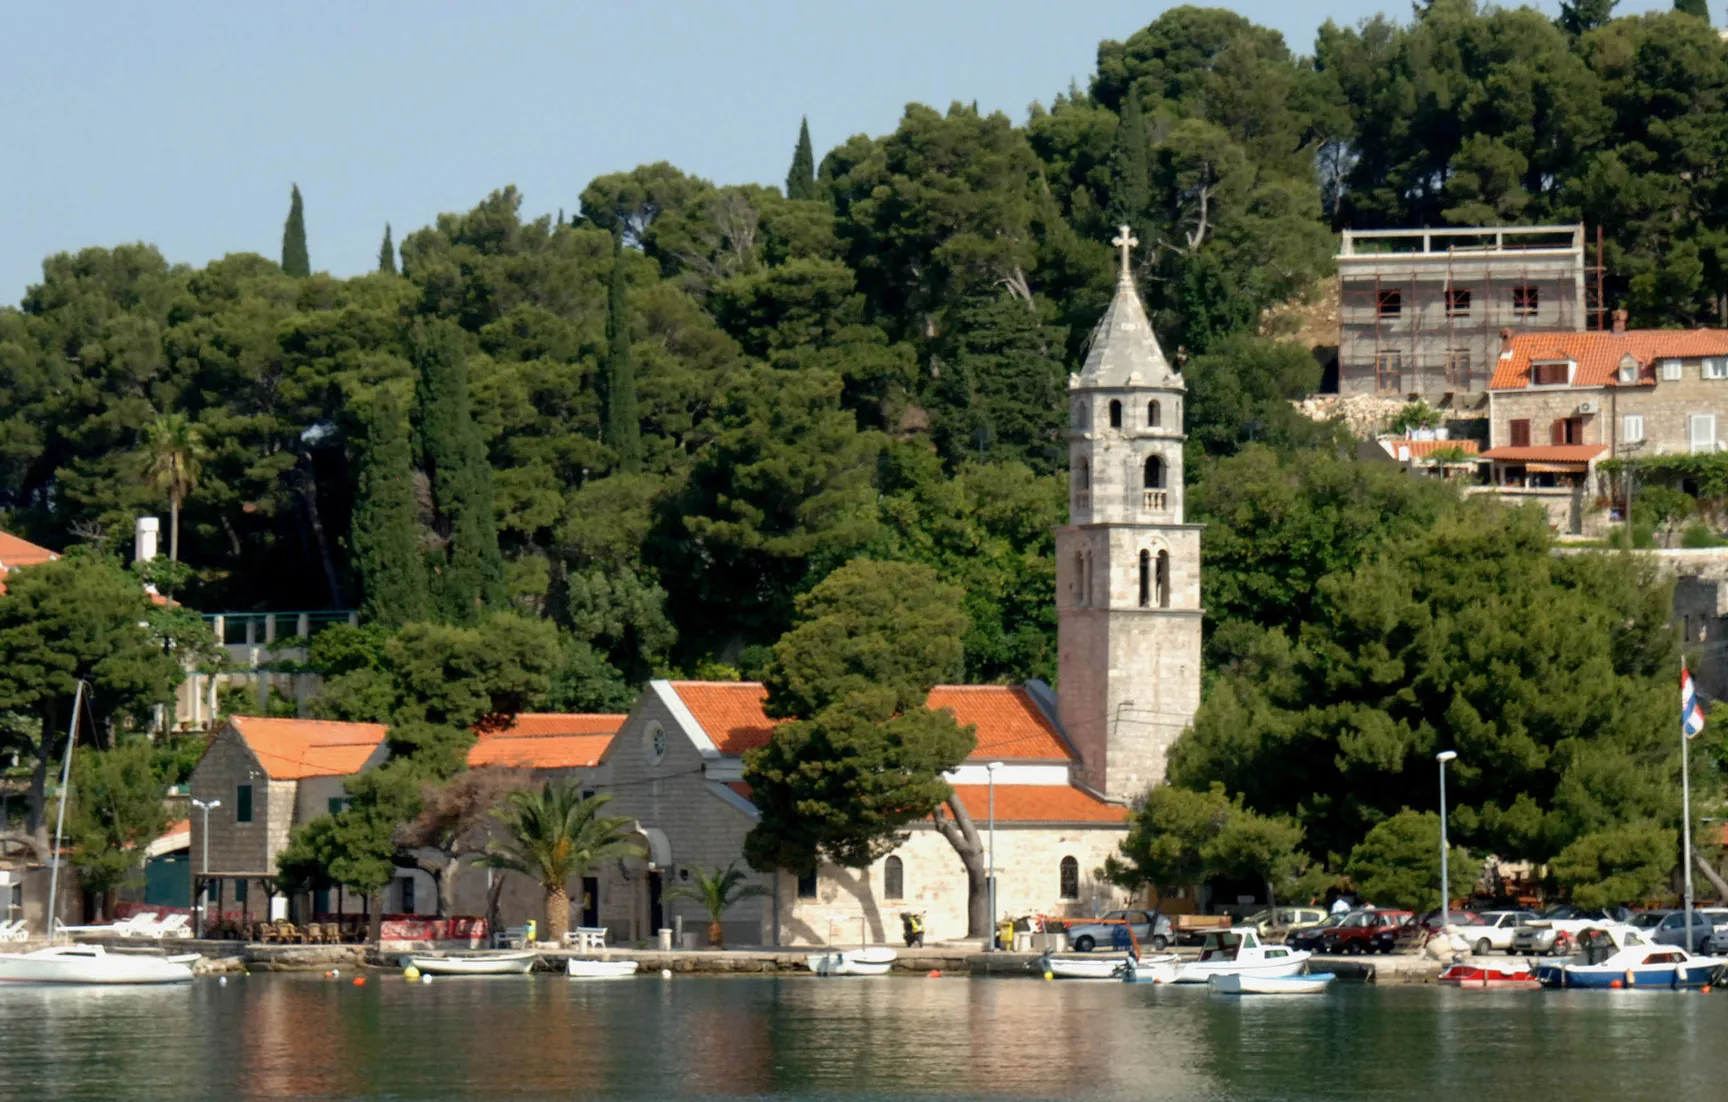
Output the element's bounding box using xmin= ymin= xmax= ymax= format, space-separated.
xmin=1041 ymin=952 xmax=1175 ymax=979
xmin=1535 ymin=925 xmax=1727 ymax=990
xmin=567 ymin=958 xmax=639 ymax=979
xmin=406 ymin=950 xmax=538 ymax=976
xmin=1439 ymin=961 xmax=1541 ymax=989
xmin=0 ymin=944 xmax=194 ymax=985
xmin=1125 ymin=927 xmax=1309 ymax=984
xmin=1209 ymin=971 xmax=1334 ymax=995
xmin=806 ymin=947 xmax=898 ymax=976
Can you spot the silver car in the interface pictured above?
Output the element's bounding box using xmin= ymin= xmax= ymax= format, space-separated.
xmin=1651 ymin=908 xmax=1728 ymax=949
xmin=1063 ymin=909 xmax=1173 ymax=952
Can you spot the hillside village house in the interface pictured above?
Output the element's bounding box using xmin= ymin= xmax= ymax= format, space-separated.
xmin=1483 ymin=316 xmax=1728 ymax=534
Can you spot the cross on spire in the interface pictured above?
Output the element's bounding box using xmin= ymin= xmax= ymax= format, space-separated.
xmin=1112 ymin=224 xmax=1139 ymax=279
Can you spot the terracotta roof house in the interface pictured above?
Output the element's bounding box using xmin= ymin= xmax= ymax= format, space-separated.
xmin=0 ymin=530 xmax=58 ymax=595
xmin=467 ymin=712 xmax=627 ymax=771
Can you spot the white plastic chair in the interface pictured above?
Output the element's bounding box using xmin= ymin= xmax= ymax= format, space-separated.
xmin=154 ymin=914 xmax=192 ymax=938
xmin=0 ymin=919 xmax=27 ymax=942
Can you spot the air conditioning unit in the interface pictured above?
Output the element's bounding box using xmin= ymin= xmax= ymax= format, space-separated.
xmin=1578 ymin=400 xmax=1599 ymax=414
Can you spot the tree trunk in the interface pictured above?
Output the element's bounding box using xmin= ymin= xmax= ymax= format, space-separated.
xmin=932 ymin=796 xmax=990 ymax=939
xmin=708 ymin=920 xmax=725 ymax=948
xmin=1694 ymin=849 xmax=1728 ymax=902
xmin=297 ymin=465 xmax=346 ymax=607
xmin=485 ymin=874 xmax=506 ymax=945
xmin=1265 ymin=876 xmax=1276 ymax=918
xmin=169 ymin=494 xmax=181 ymax=563
xmin=438 ymin=859 xmax=460 ymax=918
xmin=367 ymin=891 xmax=383 ymax=944
xmin=544 ymin=884 xmax=570 ymax=945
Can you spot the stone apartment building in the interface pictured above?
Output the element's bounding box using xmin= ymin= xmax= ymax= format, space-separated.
xmin=1338 ymin=225 xmax=1587 ymax=397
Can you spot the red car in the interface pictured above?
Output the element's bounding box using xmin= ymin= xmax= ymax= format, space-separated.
xmin=1319 ymin=909 xmax=1415 ymax=954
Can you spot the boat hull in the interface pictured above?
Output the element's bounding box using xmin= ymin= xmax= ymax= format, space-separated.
xmin=1043 ymin=953 xmax=1175 ymax=979
xmin=1171 ymin=955 xmax=1311 ymax=984
xmin=407 ymin=952 xmax=538 ymax=976
xmin=566 ymin=959 xmax=639 ymax=979
xmin=807 ymin=948 xmax=898 ymax=976
xmin=0 ymin=947 xmax=194 ymax=985
xmin=1440 ymin=963 xmax=1540 ymax=989
xmin=1210 ymin=971 xmax=1334 ymax=995
xmin=1537 ymin=961 xmax=1724 ymax=989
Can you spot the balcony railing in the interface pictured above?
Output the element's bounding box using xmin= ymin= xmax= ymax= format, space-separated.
xmin=1143 ymin=489 xmax=1168 ymax=512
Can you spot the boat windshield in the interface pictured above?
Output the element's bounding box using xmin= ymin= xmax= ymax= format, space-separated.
xmin=1577 ymin=929 xmax=1619 ymax=964
xmin=1199 ymin=932 xmax=1241 ymax=962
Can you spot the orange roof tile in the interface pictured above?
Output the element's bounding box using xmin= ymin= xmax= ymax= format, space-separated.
xmin=1491 ymin=330 xmax=1728 ymax=389
xmin=0 ymin=530 xmax=59 ymax=595
xmin=475 ymin=712 xmax=626 ymax=738
xmin=230 ymin=716 xmax=388 ymax=780
xmin=946 ymin=784 xmax=1129 ymax=824
xmin=158 ymin=819 xmax=190 ymax=840
xmin=467 ymin=732 xmax=614 ymax=770
xmin=668 ymin=682 xmax=1073 ymax=761
xmin=1480 ymin=445 xmax=1607 ymax=463
xmin=1389 ymin=439 xmax=1480 ymax=458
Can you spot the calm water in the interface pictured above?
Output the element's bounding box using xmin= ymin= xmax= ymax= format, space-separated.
xmin=2 ymin=972 xmax=1726 ymax=1101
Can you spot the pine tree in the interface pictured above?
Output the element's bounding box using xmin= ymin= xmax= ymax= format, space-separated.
xmin=1559 ymin=0 xmax=1617 ymax=34
xmin=281 ymin=184 xmax=310 ymax=278
xmin=603 ymin=228 xmax=642 ymax=474
xmin=350 ymin=386 xmax=428 ymax=626
xmin=1106 ymin=90 xmax=1151 ymax=232
xmin=786 ymin=117 xmax=817 ymax=201
xmin=1674 ymin=0 xmax=1709 ymax=20
xmin=377 ymin=223 xmax=396 ymax=275
xmin=412 ymin=320 xmax=505 ymax=621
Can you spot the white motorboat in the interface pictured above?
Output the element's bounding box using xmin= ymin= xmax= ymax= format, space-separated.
xmin=1124 ymin=928 xmax=1310 ymax=984
xmin=0 ymin=944 xmax=194 ymax=985
xmin=566 ymin=958 xmax=639 ymax=979
xmin=1209 ymin=971 xmax=1334 ymax=995
xmin=407 ymin=950 xmax=538 ymax=975
xmin=806 ymin=947 xmax=898 ymax=976
xmin=1041 ymin=952 xmax=1176 ymax=979
xmin=1534 ymin=924 xmax=1728 ymax=990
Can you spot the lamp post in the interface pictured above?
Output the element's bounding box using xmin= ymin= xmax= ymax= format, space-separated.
xmin=986 ymin=761 xmax=1003 ymax=951
xmin=191 ymin=798 xmax=220 ymax=937
xmin=1436 ymin=752 xmax=1458 ymax=933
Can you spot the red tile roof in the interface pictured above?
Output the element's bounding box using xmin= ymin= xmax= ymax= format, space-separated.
xmin=1388 ymin=439 xmax=1480 ymax=458
xmin=468 ymin=732 xmax=614 ymax=770
xmin=230 ymin=716 xmax=388 ymax=780
xmin=0 ymin=530 xmax=59 ymax=595
xmin=475 ymin=712 xmax=626 ymax=738
xmin=668 ymin=682 xmax=1073 ymax=761
xmin=1491 ymin=330 xmax=1728 ymax=389
xmin=1480 ymin=445 xmax=1607 ymax=463
xmin=946 ymin=785 xmax=1129 ymax=824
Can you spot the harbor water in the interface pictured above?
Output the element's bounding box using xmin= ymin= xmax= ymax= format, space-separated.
xmin=2 ymin=972 xmax=1726 ymax=1101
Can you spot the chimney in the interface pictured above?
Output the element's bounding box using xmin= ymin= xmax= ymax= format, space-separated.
xmin=1499 ymin=328 xmax=1515 ymax=357
xmin=1612 ymin=309 xmax=1628 ymax=335
xmin=135 ymin=516 xmax=159 ymax=565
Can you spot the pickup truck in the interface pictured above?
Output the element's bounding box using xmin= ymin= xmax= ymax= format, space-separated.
xmin=1319 ymin=909 xmax=1414 ymax=955
xmin=1174 ymin=913 xmax=1233 ymax=946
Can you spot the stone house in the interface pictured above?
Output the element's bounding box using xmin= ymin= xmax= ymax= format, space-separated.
xmin=1482 ymin=318 xmax=1728 ymax=534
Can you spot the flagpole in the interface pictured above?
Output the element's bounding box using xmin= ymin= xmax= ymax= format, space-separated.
xmin=1683 ymin=658 xmax=1696 ymax=955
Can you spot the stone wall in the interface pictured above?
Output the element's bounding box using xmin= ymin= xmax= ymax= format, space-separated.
xmin=188 ymin=728 xmax=274 ymax=875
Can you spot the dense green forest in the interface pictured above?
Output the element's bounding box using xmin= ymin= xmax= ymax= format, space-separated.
xmin=2 ymin=1 xmax=1727 ymax=708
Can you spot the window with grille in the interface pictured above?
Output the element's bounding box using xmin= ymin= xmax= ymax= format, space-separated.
xmin=1375 ymin=351 xmax=1402 ymax=392
xmin=1513 ymin=286 xmax=1539 ymax=316
xmin=1376 ymin=289 xmax=1402 ymax=319
xmin=1444 ymin=349 xmax=1471 ymax=388
xmin=1445 ymin=287 xmax=1472 ymax=317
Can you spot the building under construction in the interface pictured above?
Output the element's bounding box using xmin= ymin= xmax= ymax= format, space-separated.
xmin=1337 ymin=225 xmax=1591 ymax=398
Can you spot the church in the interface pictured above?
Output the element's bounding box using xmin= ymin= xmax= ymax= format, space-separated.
xmin=581 ymin=231 xmax=1204 ymax=946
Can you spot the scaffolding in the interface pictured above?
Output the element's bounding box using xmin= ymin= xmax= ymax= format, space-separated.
xmin=1336 ymin=225 xmax=1604 ymax=400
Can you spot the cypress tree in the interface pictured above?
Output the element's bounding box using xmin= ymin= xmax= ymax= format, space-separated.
xmin=1106 ymin=90 xmax=1151 ymax=232
xmin=1674 ymin=0 xmax=1709 ymax=19
xmin=281 ymin=184 xmax=310 ymax=278
xmin=603 ymin=228 xmax=642 ymax=474
xmin=786 ymin=117 xmax=817 ymax=201
xmin=412 ymin=320 xmax=505 ymax=621
xmin=350 ymin=386 xmax=428 ymax=626
xmin=377 ymin=223 xmax=396 ymax=275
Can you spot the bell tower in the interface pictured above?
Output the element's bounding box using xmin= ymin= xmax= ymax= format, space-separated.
xmin=1054 ymin=227 xmax=1203 ymax=802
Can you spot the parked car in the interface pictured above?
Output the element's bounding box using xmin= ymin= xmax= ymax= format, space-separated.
xmin=1650 ymin=908 xmax=1728 ymax=949
xmin=1321 ymin=909 xmax=1415 ymax=955
xmin=1463 ymin=910 xmax=1538 ymax=955
xmin=1287 ymin=914 xmax=1346 ymax=953
xmin=1063 ymin=909 xmax=1174 ymax=953
xmin=1240 ymin=907 xmax=1327 ymax=936
xmin=1511 ymin=906 xmax=1628 ymax=955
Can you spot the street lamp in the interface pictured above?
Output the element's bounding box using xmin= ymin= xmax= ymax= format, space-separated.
xmin=1436 ymin=752 xmax=1458 ymax=933
xmin=986 ymin=761 xmax=1003 ymax=951
xmin=191 ymin=798 xmax=220 ymax=937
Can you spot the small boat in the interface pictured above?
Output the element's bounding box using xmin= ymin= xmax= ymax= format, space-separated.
xmin=1439 ymin=961 xmax=1541 ymax=989
xmin=406 ymin=950 xmax=538 ymax=976
xmin=806 ymin=947 xmax=898 ymax=976
xmin=1040 ymin=951 xmax=1176 ymax=979
xmin=0 ymin=944 xmax=194 ymax=985
xmin=1209 ymin=971 xmax=1334 ymax=995
xmin=566 ymin=958 xmax=639 ymax=979
xmin=1535 ymin=925 xmax=1727 ymax=990
xmin=1126 ymin=927 xmax=1310 ymax=984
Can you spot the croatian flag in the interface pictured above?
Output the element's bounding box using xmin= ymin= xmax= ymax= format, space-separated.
xmin=1683 ymin=665 xmax=1707 ymax=740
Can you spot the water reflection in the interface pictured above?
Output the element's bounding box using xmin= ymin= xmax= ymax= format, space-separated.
xmin=4 ymin=974 xmax=1728 ymax=1101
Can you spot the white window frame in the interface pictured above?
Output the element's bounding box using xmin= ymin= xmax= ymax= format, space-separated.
xmin=1662 ymin=359 xmax=1684 ymax=382
xmin=1706 ymin=358 xmax=1728 ymax=380
xmin=1617 ymin=364 xmax=1636 ymax=385
xmin=1690 ymin=413 xmax=1717 ymax=454
xmin=1622 ymin=414 xmax=1644 ymax=444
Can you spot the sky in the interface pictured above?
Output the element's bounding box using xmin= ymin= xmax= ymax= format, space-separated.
xmin=0 ymin=0 xmax=1599 ymax=305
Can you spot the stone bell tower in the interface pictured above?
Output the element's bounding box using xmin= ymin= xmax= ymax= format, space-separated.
xmin=1054 ymin=227 xmax=1203 ymax=802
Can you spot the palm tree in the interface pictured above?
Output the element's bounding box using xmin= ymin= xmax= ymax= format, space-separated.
xmin=484 ymin=783 xmax=643 ymax=945
xmin=666 ymin=861 xmax=769 ymax=948
xmin=141 ymin=412 xmax=209 ymax=563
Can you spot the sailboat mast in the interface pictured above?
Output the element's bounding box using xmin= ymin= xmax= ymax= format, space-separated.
xmin=45 ymin=680 xmax=85 ymax=940
xmin=1683 ymin=662 xmax=1696 ymax=954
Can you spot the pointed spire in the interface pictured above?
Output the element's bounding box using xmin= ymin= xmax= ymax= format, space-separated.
xmin=1079 ymin=228 xmax=1176 ymax=387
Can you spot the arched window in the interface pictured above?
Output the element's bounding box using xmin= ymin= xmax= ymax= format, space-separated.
xmin=1109 ymin=400 xmax=1123 ymax=429
xmin=1059 ymin=856 xmax=1080 ymax=901
xmin=884 ymin=856 xmax=904 ymax=901
xmin=1144 ymin=456 xmax=1164 ymax=490
xmin=1078 ymin=457 xmax=1091 ymax=490
xmin=1138 ymin=549 xmax=1151 ymax=608
xmin=1156 ymin=550 xmax=1171 ymax=609
xmin=1149 ymin=400 xmax=1161 ymax=428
